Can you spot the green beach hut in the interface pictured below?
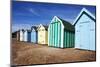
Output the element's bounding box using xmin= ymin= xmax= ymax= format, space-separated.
xmin=48 ymin=16 xmax=75 ymax=48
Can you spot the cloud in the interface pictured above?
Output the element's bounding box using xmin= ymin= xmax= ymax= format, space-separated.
xmin=12 ymin=24 xmax=33 ymax=32
xmin=28 ymin=8 xmax=40 ymax=16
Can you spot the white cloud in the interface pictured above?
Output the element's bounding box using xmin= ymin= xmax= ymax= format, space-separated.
xmin=28 ymin=8 xmax=40 ymax=16
xmin=12 ymin=24 xmax=33 ymax=32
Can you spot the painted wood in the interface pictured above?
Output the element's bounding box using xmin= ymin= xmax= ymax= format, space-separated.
xmin=48 ymin=16 xmax=75 ymax=48
xmin=24 ymin=30 xmax=31 ymax=42
xmin=17 ymin=30 xmax=20 ymax=41
xmin=20 ymin=29 xmax=24 ymax=41
xmin=31 ymin=26 xmax=38 ymax=43
xmin=37 ymin=24 xmax=48 ymax=44
xmin=74 ymin=8 xmax=96 ymax=51
xmin=24 ymin=30 xmax=27 ymax=42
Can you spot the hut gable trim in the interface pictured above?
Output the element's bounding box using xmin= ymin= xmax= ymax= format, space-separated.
xmin=51 ymin=16 xmax=74 ymax=31
xmin=37 ymin=24 xmax=48 ymax=31
xmin=51 ymin=16 xmax=63 ymax=24
xmin=43 ymin=25 xmax=48 ymax=31
xmin=48 ymin=16 xmax=63 ymax=32
xmin=73 ymin=8 xmax=96 ymax=25
xmin=37 ymin=24 xmax=44 ymax=31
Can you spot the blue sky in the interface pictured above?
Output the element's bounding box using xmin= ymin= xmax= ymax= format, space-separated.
xmin=12 ymin=1 xmax=96 ymax=32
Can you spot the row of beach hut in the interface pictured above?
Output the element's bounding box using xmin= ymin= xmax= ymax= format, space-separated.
xmin=17 ymin=24 xmax=48 ymax=44
xmin=16 ymin=8 xmax=95 ymax=51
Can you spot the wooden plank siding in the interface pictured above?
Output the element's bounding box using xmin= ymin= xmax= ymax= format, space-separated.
xmin=48 ymin=16 xmax=75 ymax=48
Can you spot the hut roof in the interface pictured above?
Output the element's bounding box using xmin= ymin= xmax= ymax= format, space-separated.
xmin=37 ymin=24 xmax=48 ymax=31
xmin=12 ymin=31 xmax=17 ymax=35
xmin=73 ymin=8 xmax=96 ymax=25
xmin=52 ymin=16 xmax=75 ymax=31
xmin=59 ymin=17 xmax=75 ymax=31
xmin=42 ymin=25 xmax=48 ymax=31
xmin=31 ymin=26 xmax=38 ymax=31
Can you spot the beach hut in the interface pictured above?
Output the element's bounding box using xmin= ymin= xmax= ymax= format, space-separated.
xmin=16 ymin=30 xmax=20 ymax=41
xmin=48 ymin=16 xmax=75 ymax=48
xmin=20 ymin=29 xmax=24 ymax=41
xmin=24 ymin=30 xmax=31 ymax=42
xmin=73 ymin=8 xmax=96 ymax=51
xmin=37 ymin=24 xmax=48 ymax=44
xmin=12 ymin=31 xmax=17 ymax=38
xmin=31 ymin=26 xmax=38 ymax=43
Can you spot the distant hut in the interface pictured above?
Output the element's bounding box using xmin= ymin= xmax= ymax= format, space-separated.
xmin=24 ymin=30 xmax=31 ymax=42
xmin=48 ymin=16 xmax=75 ymax=48
xmin=73 ymin=8 xmax=96 ymax=51
xmin=16 ymin=30 xmax=20 ymax=41
xmin=20 ymin=29 xmax=24 ymax=41
xmin=12 ymin=31 xmax=17 ymax=38
xmin=37 ymin=24 xmax=48 ymax=44
xmin=31 ymin=26 xmax=38 ymax=43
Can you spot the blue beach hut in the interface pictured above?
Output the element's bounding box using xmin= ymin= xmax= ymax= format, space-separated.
xmin=24 ymin=30 xmax=31 ymax=42
xmin=73 ymin=8 xmax=96 ymax=51
xmin=31 ymin=26 xmax=38 ymax=43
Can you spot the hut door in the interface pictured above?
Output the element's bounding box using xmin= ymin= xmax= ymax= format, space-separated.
xmin=24 ymin=32 xmax=27 ymax=41
xmin=75 ymin=26 xmax=81 ymax=48
xmin=80 ymin=23 xmax=90 ymax=50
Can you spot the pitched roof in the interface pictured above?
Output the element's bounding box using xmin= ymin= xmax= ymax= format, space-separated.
xmin=12 ymin=31 xmax=17 ymax=34
xmin=31 ymin=26 xmax=38 ymax=31
xmin=52 ymin=16 xmax=75 ymax=31
xmin=73 ymin=8 xmax=96 ymax=25
xmin=37 ymin=24 xmax=48 ymax=31
xmin=42 ymin=25 xmax=48 ymax=30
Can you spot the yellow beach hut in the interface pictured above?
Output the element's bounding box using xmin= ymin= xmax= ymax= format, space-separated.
xmin=37 ymin=24 xmax=48 ymax=44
